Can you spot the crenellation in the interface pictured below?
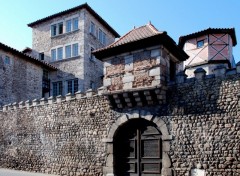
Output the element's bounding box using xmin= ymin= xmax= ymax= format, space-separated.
xmin=0 ymin=3 xmax=239 ymax=176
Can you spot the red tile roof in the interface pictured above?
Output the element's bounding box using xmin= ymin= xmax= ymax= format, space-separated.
xmin=28 ymin=3 xmax=120 ymax=38
xmin=0 ymin=42 xmax=57 ymax=70
xmin=178 ymin=28 xmax=237 ymax=48
xmin=93 ymin=23 xmax=188 ymax=61
xmin=96 ymin=23 xmax=163 ymax=52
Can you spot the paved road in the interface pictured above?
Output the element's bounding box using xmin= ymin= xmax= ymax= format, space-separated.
xmin=0 ymin=169 xmax=57 ymax=176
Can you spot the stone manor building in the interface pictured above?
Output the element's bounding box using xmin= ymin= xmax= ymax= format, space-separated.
xmin=27 ymin=3 xmax=119 ymax=97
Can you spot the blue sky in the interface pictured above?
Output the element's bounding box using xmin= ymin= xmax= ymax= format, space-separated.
xmin=0 ymin=0 xmax=239 ymax=62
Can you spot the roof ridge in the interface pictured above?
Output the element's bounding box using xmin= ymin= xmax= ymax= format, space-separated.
xmin=147 ymin=23 xmax=159 ymax=34
xmin=107 ymin=27 xmax=136 ymax=48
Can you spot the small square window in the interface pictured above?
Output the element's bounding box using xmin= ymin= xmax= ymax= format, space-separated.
xmin=4 ymin=56 xmax=10 ymax=64
xmin=197 ymin=40 xmax=204 ymax=48
xmin=39 ymin=52 xmax=44 ymax=60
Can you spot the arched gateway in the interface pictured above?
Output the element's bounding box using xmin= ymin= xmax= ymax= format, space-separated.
xmin=114 ymin=118 xmax=162 ymax=175
xmin=103 ymin=111 xmax=173 ymax=176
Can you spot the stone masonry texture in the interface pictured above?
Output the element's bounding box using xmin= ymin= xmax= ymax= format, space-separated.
xmin=0 ymin=50 xmax=43 ymax=106
xmin=0 ymin=72 xmax=239 ymax=176
xmin=31 ymin=9 xmax=116 ymax=92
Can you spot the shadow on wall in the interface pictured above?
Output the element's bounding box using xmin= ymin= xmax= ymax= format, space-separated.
xmin=167 ymin=66 xmax=240 ymax=116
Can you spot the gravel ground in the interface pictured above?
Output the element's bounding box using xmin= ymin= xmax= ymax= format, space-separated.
xmin=0 ymin=169 xmax=57 ymax=176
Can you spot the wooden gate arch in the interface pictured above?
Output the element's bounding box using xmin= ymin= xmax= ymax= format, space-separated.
xmin=103 ymin=110 xmax=173 ymax=176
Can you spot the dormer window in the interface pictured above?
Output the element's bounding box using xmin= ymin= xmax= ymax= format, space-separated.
xmin=197 ymin=40 xmax=204 ymax=48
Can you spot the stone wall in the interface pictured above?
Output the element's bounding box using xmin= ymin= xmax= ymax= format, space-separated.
xmin=168 ymin=71 xmax=240 ymax=175
xmin=0 ymin=69 xmax=239 ymax=176
xmin=0 ymin=49 xmax=43 ymax=106
xmin=103 ymin=46 xmax=173 ymax=92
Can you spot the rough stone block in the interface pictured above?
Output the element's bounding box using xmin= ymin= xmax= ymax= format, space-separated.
xmin=40 ymin=98 xmax=47 ymax=105
xmin=194 ymin=68 xmax=206 ymax=79
xmin=123 ymin=82 xmax=132 ymax=90
xmin=125 ymin=56 xmax=133 ymax=71
xmin=149 ymin=67 xmax=160 ymax=76
xmin=104 ymin=78 xmax=111 ymax=87
xmin=122 ymin=75 xmax=134 ymax=83
xmin=156 ymin=56 xmax=161 ymax=64
xmin=75 ymin=91 xmax=84 ymax=99
xmin=98 ymin=86 xmax=107 ymax=95
xmin=56 ymin=95 xmax=62 ymax=103
xmin=115 ymin=115 xmax=128 ymax=126
xmin=152 ymin=79 xmax=161 ymax=86
xmin=32 ymin=99 xmax=39 ymax=106
xmin=48 ymin=96 xmax=54 ymax=104
xmin=18 ymin=101 xmax=25 ymax=108
xmin=213 ymin=65 xmax=226 ymax=77
xmin=86 ymin=89 xmax=94 ymax=97
xmin=66 ymin=93 xmax=72 ymax=101
xmin=162 ymin=141 xmax=170 ymax=152
xmin=161 ymin=168 xmax=172 ymax=176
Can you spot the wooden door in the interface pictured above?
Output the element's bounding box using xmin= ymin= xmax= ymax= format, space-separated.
xmin=114 ymin=119 xmax=162 ymax=176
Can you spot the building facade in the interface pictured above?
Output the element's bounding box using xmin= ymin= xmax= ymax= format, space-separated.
xmin=178 ymin=28 xmax=237 ymax=77
xmin=28 ymin=3 xmax=119 ymax=96
xmin=0 ymin=42 xmax=56 ymax=106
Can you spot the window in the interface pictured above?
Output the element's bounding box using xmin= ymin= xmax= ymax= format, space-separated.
xmin=73 ymin=18 xmax=78 ymax=31
xmin=66 ymin=20 xmax=72 ymax=33
xmin=43 ymin=69 xmax=49 ymax=80
xmin=57 ymin=47 xmax=63 ymax=60
xmin=65 ymin=18 xmax=78 ymax=33
xmin=90 ymin=47 xmax=95 ymax=61
xmin=4 ymin=56 xmax=10 ymax=64
xmin=197 ymin=40 xmax=204 ymax=48
xmin=51 ymin=22 xmax=63 ymax=36
xmin=65 ymin=45 xmax=71 ymax=58
xmin=51 ymin=49 xmax=56 ymax=61
xmin=39 ymin=52 xmax=44 ymax=60
xmin=90 ymin=81 xmax=95 ymax=90
xmin=51 ymin=25 xmax=57 ymax=36
xmin=52 ymin=81 xmax=63 ymax=96
xmin=98 ymin=29 xmax=106 ymax=45
xmin=72 ymin=43 xmax=79 ymax=57
xmin=67 ymin=79 xmax=78 ymax=94
xmin=58 ymin=23 xmax=63 ymax=35
xmin=90 ymin=21 xmax=95 ymax=35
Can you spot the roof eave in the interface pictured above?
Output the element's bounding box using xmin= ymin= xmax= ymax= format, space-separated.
xmin=179 ymin=28 xmax=237 ymax=48
xmin=28 ymin=3 xmax=120 ymax=38
xmin=0 ymin=43 xmax=57 ymax=71
xmin=94 ymin=34 xmax=188 ymax=61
